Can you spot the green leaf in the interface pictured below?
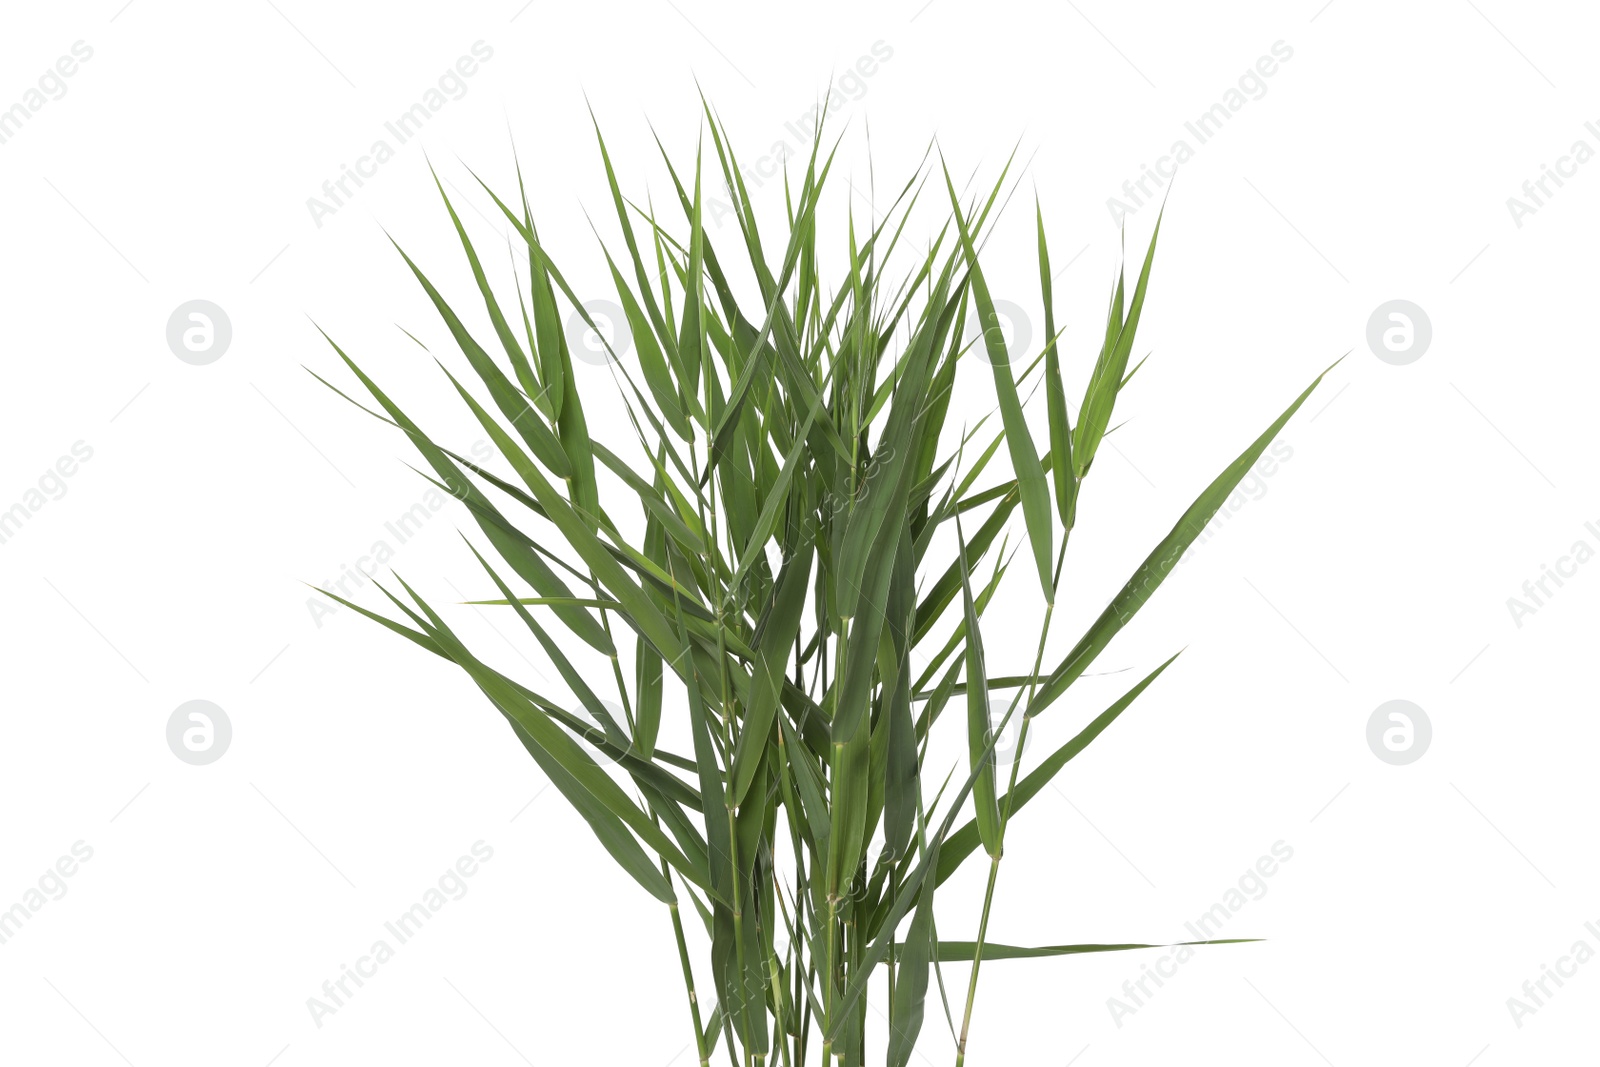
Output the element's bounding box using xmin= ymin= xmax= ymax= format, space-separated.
xmin=1029 ymin=360 xmax=1339 ymax=719
xmin=730 ymin=545 xmax=813 ymax=806
xmin=388 ymin=239 xmax=572 ymax=481
xmin=1037 ymin=200 xmax=1077 ymax=530
xmin=935 ymin=938 xmax=1260 ymax=962
xmin=394 ymin=576 xmax=704 ymax=901
xmin=881 ymin=525 xmax=920 ymax=863
xmin=1076 ymin=214 xmax=1159 ymax=479
xmin=944 ymin=161 xmax=1054 ymax=602
xmin=938 ymin=653 xmax=1180 ymax=885
xmin=958 ymin=518 xmax=1001 ymax=859
xmin=602 ymin=248 xmax=691 ymax=439
xmin=429 ymin=165 xmax=542 ymax=412
xmin=318 ymin=328 xmax=614 ymax=658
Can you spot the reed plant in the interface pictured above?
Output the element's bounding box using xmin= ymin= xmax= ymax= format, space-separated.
xmin=314 ymin=107 xmax=1333 ymax=1065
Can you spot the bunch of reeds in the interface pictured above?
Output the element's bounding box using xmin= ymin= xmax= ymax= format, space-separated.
xmin=315 ymin=107 xmax=1331 ymax=1065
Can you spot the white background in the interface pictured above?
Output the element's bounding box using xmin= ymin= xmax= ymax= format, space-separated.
xmin=1 ymin=1 xmax=1595 ymax=1064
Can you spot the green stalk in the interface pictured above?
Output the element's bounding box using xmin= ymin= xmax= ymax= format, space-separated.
xmin=822 ymin=879 xmax=839 ymax=1062
xmin=666 ymin=866 xmax=711 ymax=1066
xmin=953 ymin=542 xmax=1066 ymax=1065
xmin=953 ymin=854 xmax=1000 ymax=1066
xmin=853 ymin=915 xmax=866 ymax=1066
xmin=729 ymin=800 xmax=754 ymax=1067
xmin=822 ymin=611 xmax=850 ymax=1065
xmin=766 ymin=946 xmax=793 ymax=1067
xmin=886 ymin=935 xmax=896 ymax=1040
xmin=708 ymin=432 xmax=757 ymax=1067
